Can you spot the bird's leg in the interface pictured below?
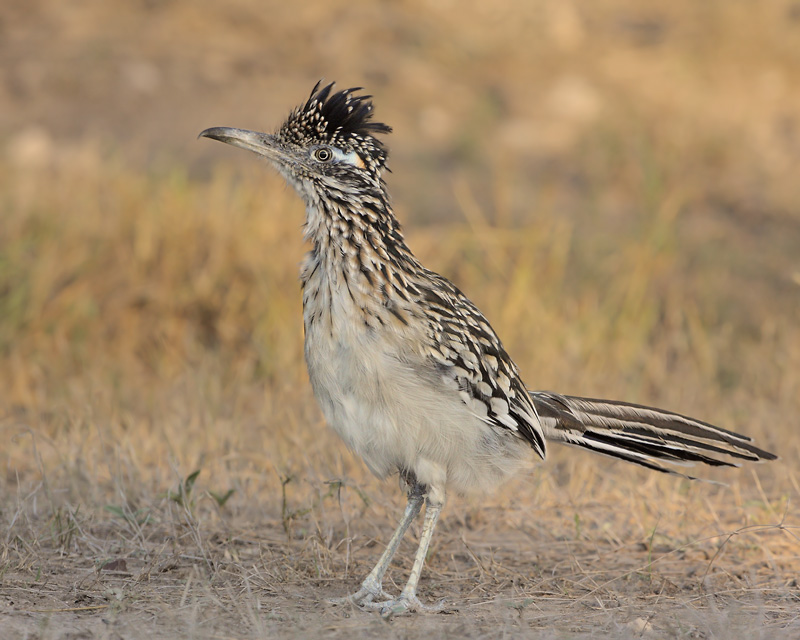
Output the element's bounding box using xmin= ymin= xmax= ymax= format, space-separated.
xmin=363 ymin=496 xmax=447 ymax=617
xmin=330 ymin=483 xmax=425 ymax=605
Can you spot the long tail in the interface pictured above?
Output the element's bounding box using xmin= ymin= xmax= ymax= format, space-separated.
xmin=531 ymin=391 xmax=777 ymax=478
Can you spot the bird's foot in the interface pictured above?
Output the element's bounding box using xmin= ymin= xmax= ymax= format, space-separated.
xmin=328 ymin=578 xmax=395 ymax=606
xmin=362 ymin=593 xmax=447 ymax=618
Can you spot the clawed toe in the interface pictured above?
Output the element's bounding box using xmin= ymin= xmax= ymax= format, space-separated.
xmin=328 ymin=584 xmax=396 ymax=606
xmin=330 ymin=588 xmax=449 ymax=617
xmin=361 ymin=595 xmax=448 ymax=618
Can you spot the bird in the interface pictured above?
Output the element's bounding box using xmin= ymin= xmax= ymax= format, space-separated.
xmin=200 ymin=81 xmax=777 ymax=617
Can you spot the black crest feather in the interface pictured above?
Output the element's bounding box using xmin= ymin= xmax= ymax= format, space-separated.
xmin=305 ymin=81 xmax=392 ymax=139
xmin=278 ymin=81 xmax=392 ymax=170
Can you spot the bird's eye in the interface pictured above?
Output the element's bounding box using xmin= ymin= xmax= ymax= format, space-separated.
xmin=313 ymin=147 xmax=333 ymax=162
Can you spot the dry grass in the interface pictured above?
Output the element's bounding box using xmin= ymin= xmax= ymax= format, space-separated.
xmin=2 ymin=0 xmax=800 ymax=637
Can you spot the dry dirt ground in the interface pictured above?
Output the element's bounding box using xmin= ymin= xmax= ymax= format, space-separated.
xmin=3 ymin=468 xmax=799 ymax=640
xmin=2 ymin=1 xmax=800 ymax=638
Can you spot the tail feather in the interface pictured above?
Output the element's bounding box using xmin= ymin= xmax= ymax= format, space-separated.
xmin=531 ymin=391 xmax=777 ymax=478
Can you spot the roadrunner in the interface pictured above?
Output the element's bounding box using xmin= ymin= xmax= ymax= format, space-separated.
xmin=200 ymin=81 xmax=776 ymax=616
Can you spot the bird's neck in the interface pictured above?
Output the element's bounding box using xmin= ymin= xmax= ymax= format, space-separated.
xmin=301 ymin=188 xmax=419 ymax=288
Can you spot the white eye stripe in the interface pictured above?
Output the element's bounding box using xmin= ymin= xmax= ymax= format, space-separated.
xmin=331 ymin=148 xmax=366 ymax=168
xmin=312 ymin=146 xmax=366 ymax=169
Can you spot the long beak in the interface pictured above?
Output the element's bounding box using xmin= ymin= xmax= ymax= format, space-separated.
xmin=198 ymin=127 xmax=287 ymax=162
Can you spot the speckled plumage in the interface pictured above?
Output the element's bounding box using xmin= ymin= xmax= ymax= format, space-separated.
xmin=200 ymin=81 xmax=776 ymax=616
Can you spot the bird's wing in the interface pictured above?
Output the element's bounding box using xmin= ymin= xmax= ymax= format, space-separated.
xmin=416 ymin=274 xmax=546 ymax=459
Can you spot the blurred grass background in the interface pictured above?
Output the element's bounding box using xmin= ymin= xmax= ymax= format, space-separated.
xmin=1 ymin=0 xmax=800 ymax=636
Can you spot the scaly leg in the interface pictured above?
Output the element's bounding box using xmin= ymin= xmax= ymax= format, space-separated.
xmin=363 ymin=497 xmax=446 ymax=617
xmin=330 ymin=483 xmax=425 ymax=605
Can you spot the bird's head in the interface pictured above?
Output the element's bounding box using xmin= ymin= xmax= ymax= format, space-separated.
xmin=200 ymin=81 xmax=392 ymax=203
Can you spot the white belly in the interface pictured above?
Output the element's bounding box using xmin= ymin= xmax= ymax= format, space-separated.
xmin=303 ymin=308 xmax=532 ymax=498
